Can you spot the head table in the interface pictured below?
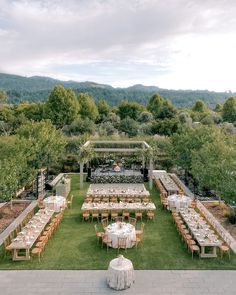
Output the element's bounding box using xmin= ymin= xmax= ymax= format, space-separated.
xmin=87 ymin=183 xmax=150 ymax=198
xmin=107 ymin=255 xmax=135 ymax=290
xmin=106 ymin=222 xmax=136 ymax=248
xmin=81 ymin=202 xmax=156 ymax=211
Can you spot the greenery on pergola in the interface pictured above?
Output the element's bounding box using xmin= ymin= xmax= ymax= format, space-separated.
xmin=79 ymin=140 xmax=153 ymax=189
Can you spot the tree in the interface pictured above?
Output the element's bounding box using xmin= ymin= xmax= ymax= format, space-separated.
xmin=118 ymin=117 xmax=139 ymax=137
xmin=191 ymin=138 xmax=236 ymax=202
xmin=137 ymin=111 xmax=153 ymax=123
xmin=151 ymin=118 xmax=180 ymax=136
xmin=63 ymin=117 xmax=96 ymax=136
xmin=170 ymin=125 xmax=223 ymax=173
xmin=192 ymin=100 xmax=208 ymax=112
xmin=178 ymin=112 xmax=192 ymax=125
xmin=147 ymin=93 xmax=176 ymax=119
xmin=222 ymin=97 xmax=236 ymax=123
xmin=17 ymin=120 xmax=66 ymax=172
xmin=97 ymin=99 xmax=110 ymax=121
xmin=46 ymin=85 xmax=80 ymax=127
xmin=214 ymin=103 xmax=223 ymax=112
xmin=0 ymin=89 xmax=8 ymax=104
xmin=117 ymin=100 xmax=144 ymax=120
xmin=78 ymin=93 xmax=99 ymax=121
xmin=0 ymin=136 xmax=36 ymax=201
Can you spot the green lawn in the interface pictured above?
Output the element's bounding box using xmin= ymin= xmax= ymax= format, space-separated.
xmin=1 ymin=174 xmax=236 ymax=269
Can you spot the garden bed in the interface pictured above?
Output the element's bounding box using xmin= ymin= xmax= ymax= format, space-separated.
xmin=202 ymin=201 xmax=236 ymax=240
xmin=0 ymin=201 xmax=31 ymax=234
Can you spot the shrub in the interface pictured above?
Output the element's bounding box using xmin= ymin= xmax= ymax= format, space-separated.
xmin=0 ymin=212 xmax=3 ymax=219
xmin=228 ymin=209 xmax=236 ymax=224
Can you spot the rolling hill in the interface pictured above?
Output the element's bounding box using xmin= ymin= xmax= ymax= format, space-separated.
xmin=0 ymin=73 xmax=233 ymax=108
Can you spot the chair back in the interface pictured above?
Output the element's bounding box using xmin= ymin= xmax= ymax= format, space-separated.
xmin=101 ymin=218 xmax=108 ymax=229
xmin=118 ymin=237 xmax=127 ymax=249
xmin=129 ymin=217 xmax=137 ymax=226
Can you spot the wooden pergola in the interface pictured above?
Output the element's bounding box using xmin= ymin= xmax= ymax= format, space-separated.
xmin=79 ymin=140 xmax=153 ymax=189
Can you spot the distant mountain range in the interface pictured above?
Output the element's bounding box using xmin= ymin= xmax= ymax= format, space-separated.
xmin=0 ymin=73 xmax=234 ymax=108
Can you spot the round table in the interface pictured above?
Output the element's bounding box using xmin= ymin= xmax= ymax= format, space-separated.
xmin=167 ymin=194 xmax=192 ymax=212
xmin=106 ymin=222 xmax=136 ymax=248
xmin=43 ymin=195 xmax=66 ymax=212
xmin=107 ymin=255 xmax=134 ymax=290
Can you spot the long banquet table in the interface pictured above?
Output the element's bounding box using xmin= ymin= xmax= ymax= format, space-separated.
xmin=8 ymin=209 xmax=54 ymax=261
xmin=153 ymin=171 xmax=179 ymax=195
xmin=179 ymin=208 xmax=222 ymax=258
xmin=86 ymin=183 xmax=150 ymax=198
xmin=81 ymin=202 xmax=156 ymax=211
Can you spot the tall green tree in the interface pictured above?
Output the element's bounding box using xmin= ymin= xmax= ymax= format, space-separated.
xmin=17 ymin=120 xmax=66 ymax=172
xmin=191 ymin=138 xmax=236 ymax=202
xmin=118 ymin=117 xmax=139 ymax=137
xmin=192 ymin=100 xmax=208 ymax=113
xmin=117 ymin=100 xmax=144 ymax=120
xmin=147 ymin=93 xmax=176 ymax=119
xmin=78 ymin=93 xmax=99 ymax=121
xmin=46 ymin=85 xmax=80 ymax=127
xmin=222 ymin=96 xmax=236 ymax=123
xmin=170 ymin=125 xmax=223 ymax=172
xmin=97 ymin=99 xmax=110 ymax=120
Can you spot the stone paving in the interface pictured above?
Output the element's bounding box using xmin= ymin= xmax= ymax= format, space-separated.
xmin=1 ymin=270 xmax=236 ymax=295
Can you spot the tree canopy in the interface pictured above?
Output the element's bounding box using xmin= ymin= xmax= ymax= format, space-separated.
xmin=46 ymin=85 xmax=80 ymax=127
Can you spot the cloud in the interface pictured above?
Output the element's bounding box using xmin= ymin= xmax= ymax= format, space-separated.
xmin=0 ymin=0 xmax=236 ymax=90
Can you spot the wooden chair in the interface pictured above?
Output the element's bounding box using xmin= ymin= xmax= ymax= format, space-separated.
xmin=93 ymin=197 xmax=100 ymax=203
xmin=82 ymin=210 xmax=90 ymax=222
xmin=136 ymin=222 xmax=145 ymax=236
xmin=122 ymin=210 xmax=130 ymax=220
xmin=101 ymin=210 xmax=109 ymax=219
xmin=132 ymin=233 xmax=142 ymax=250
xmin=102 ymin=234 xmax=112 ymax=251
xmin=31 ymin=240 xmax=46 ymax=262
xmin=111 ymin=210 xmax=118 ymax=221
xmin=135 ymin=210 xmax=142 ymax=221
xmin=128 ymin=217 xmax=137 ymax=227
xmin=103 ymin=197 xmax=109 ymax=203
xmin=219 ymin=241 xmax=231 ymax=259
xmin=143 ymin=197 xmax=150 ymax=203
xmin=134 ymin=198 xmax=141 ymax=203
xmin=187 ymin=239 xmax=200 ymax=259
xmin=94 ymin=224 xmax=104 ymax=244
xmin=101 ymin=218 xmax=109 ymax=229
xmin=147 ymin=210 xmax=154 ymax=221
xmin=67 ymin=194 xmax=74 ymax=209
xmin=110 ymin=197 xmax=118 ymax=203
xmin=3 ymin=237 xmax=12 ymax=257
xmin=91 ymin=210 xmax=99 ymax=222
xmin=117 ymin=237 xmax=127 ymax=253
xmin=115 ymin=216 xmax=124 ymax=223
xmin=85 ymin=197 xmax=93 ymax=203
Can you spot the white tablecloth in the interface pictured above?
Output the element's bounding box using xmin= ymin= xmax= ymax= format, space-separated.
xmin=106 ymin=222 xmax=136 ymax=248
xmin=107 ymin=255 xmax=135 ymax=290
xmin=43 ymin=195 xmax=66 ymax=212
xmin=167 ymin=194 xmax=191 ymax=212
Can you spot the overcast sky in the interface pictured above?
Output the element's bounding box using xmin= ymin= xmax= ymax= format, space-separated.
xmin=0 ymin=0 xmax=236 ymax=91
